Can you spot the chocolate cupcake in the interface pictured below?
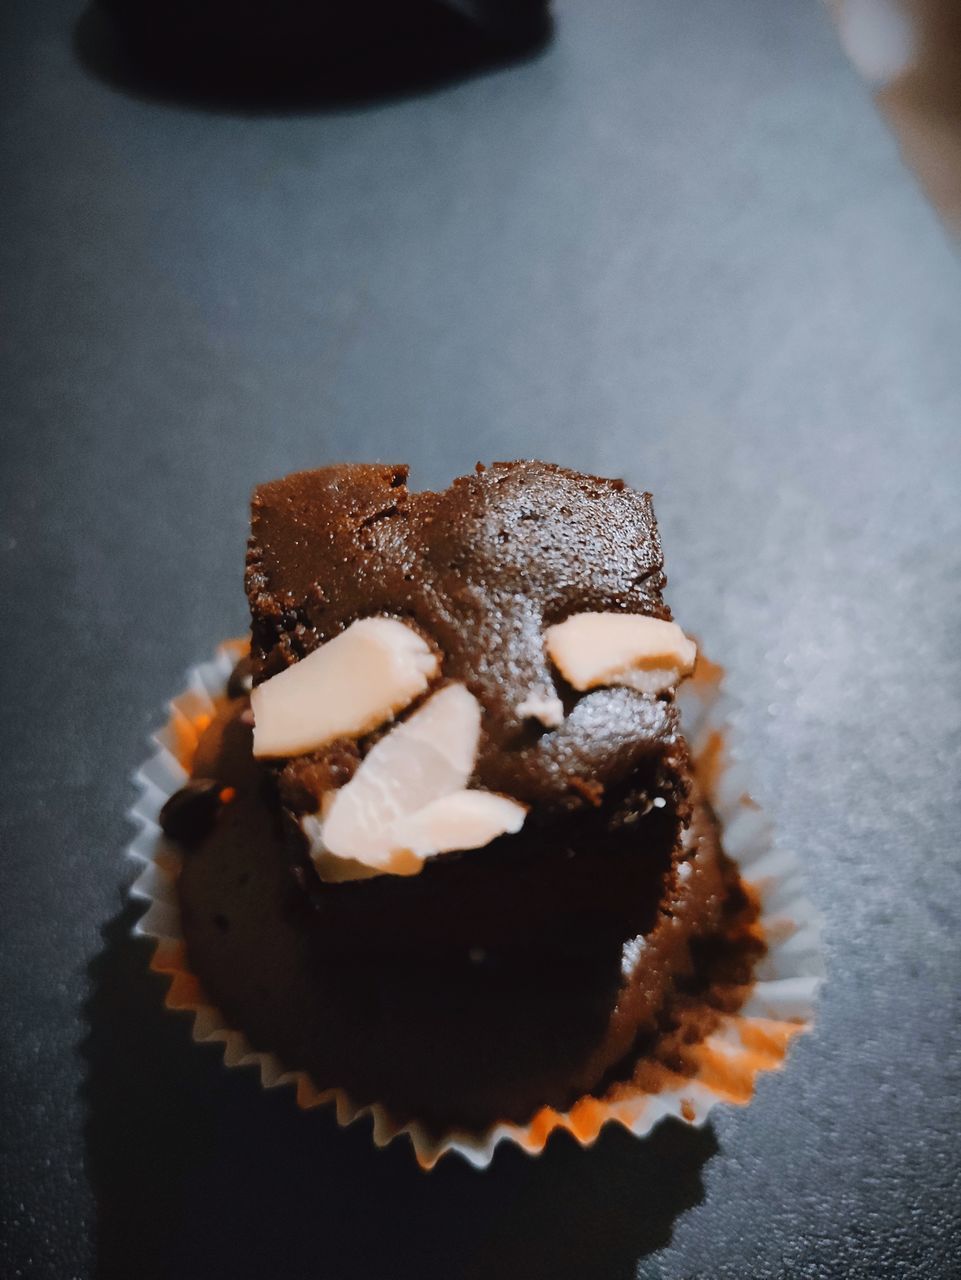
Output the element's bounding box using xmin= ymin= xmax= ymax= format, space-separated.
xmin=136 ymin=462 xmax=820 ymax=1163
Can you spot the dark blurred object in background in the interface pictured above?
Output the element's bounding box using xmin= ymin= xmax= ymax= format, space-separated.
xmin=89 ymin=0 xmax=552 ymax=105
xmin=834 ymin=0 xmax=961 ymax=236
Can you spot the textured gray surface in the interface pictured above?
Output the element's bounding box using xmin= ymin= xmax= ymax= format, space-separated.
xmin=2 ymin=0 xmax=961 ymax=1277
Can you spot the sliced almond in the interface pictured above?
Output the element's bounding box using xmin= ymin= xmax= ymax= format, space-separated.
xmin=251 ymin=617 xmax=438 ymax=759
xmin=545 ymin=612 xmax=696 ymax=695
xmin=319 ymin=683 xmax=481 ymax=863
xmin=515 ymin=689 xmax=565 ymax=728
xmin=308 ymin=791 xmax=527 ymax=882
xmin=301 ymin=814 xmax=389 ymax=883
xmin=389 ymin=791 xmax=527 ymax=861
xmin=305 ymin=683 xmax=529 ymax=881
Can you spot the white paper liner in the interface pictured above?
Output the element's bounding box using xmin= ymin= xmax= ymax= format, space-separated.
xmin=128 ymin=641 xmax=824 ymax=1170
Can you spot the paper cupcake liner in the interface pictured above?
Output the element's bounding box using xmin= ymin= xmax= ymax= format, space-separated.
xmin=128 ymin=641 xmax=823 ymax=1170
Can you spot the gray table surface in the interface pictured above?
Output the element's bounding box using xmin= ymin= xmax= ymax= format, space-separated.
xmin=3 ymin=0 xmax=960 ymax=1277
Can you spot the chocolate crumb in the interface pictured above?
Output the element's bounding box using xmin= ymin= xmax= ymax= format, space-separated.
xmin=159 ymin=778 xmax=223 ymax=845
xmin=278 ymin=741 xmax=361 ymax=814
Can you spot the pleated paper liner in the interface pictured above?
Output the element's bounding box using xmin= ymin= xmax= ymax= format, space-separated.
xmin=128 ymin=639 xmax=823 ymax=1170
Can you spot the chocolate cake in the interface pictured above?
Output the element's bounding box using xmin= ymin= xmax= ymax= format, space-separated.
xmin=166 ymin=461 xmax=761 ymax=1133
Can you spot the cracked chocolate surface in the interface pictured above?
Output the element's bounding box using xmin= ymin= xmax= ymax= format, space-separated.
xmin=246 ymin=461 xmax=688 ymax=820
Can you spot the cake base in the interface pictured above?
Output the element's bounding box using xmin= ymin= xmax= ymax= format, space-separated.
xmin=176 ymin=699 xmax=762 ymax=1133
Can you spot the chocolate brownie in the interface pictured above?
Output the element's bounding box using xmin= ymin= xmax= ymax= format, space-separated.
xmin=245 ymin=461 xmax=688 ymax=817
